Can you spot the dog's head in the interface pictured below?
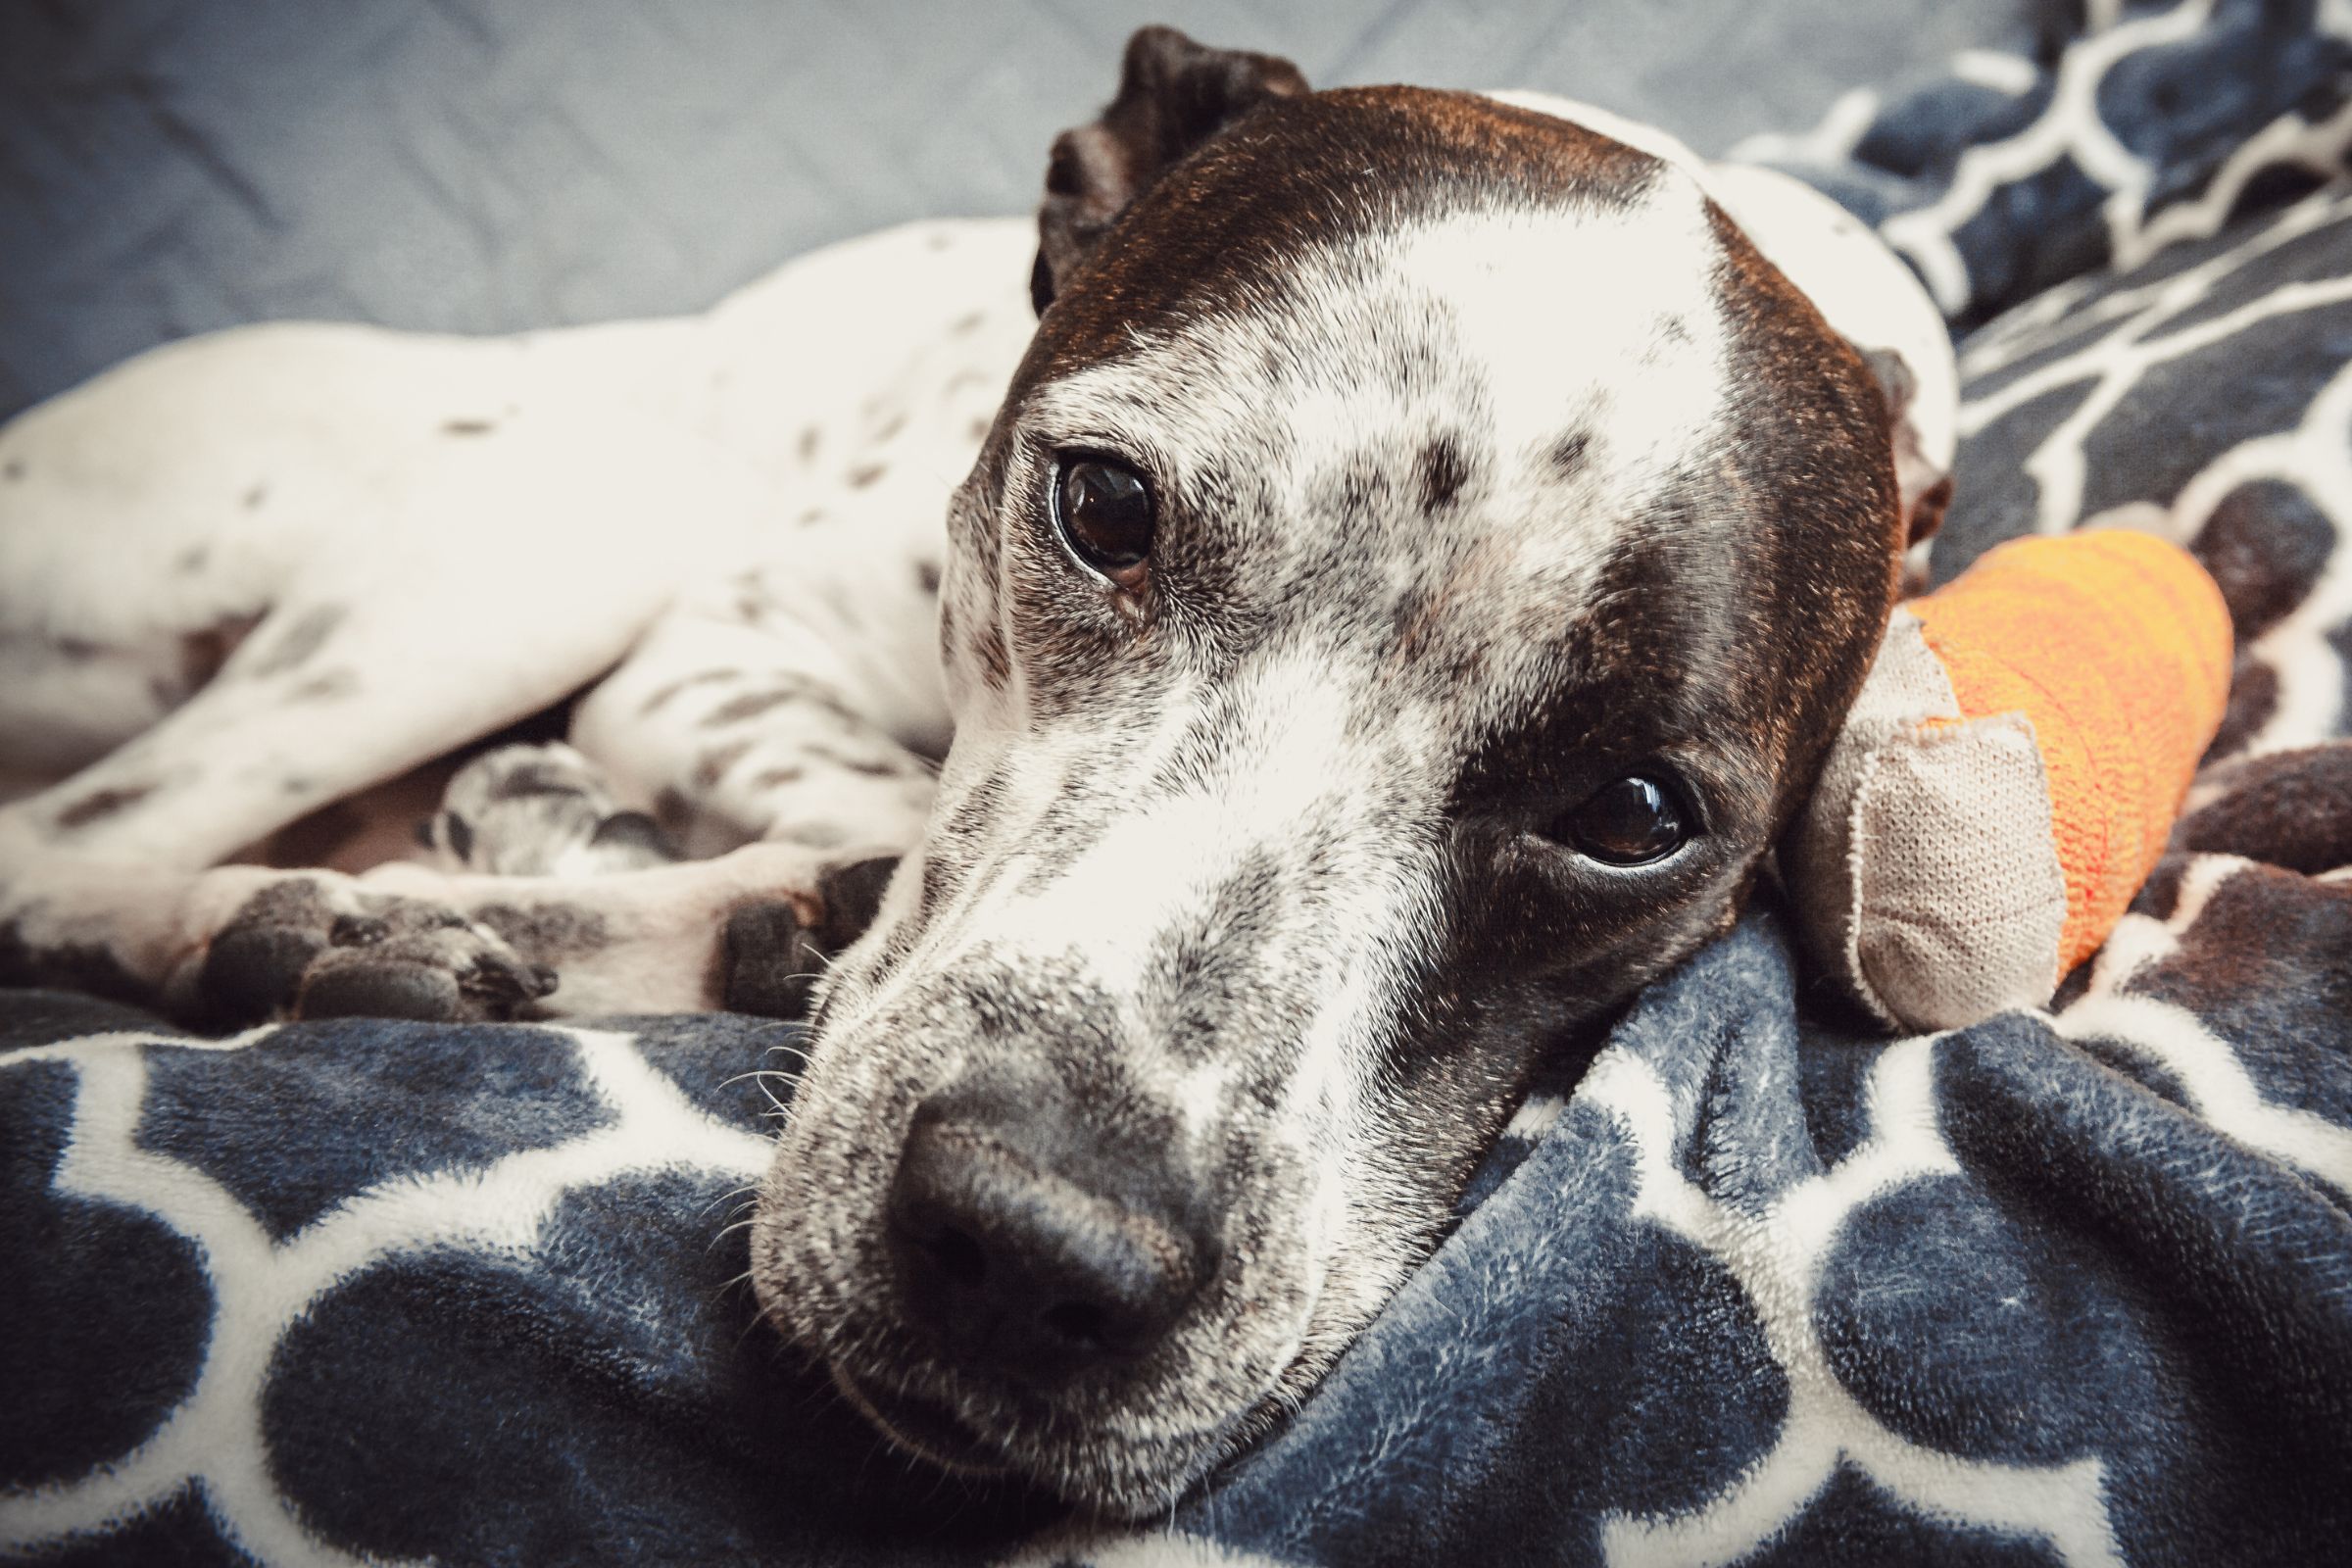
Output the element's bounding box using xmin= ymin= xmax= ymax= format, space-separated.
xmin=754 ymin=27 xmax=1907 ymax=1515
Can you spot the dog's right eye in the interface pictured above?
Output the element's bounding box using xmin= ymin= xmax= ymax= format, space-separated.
xmin=1054 ymin=456 xmax=1154 ymax=586
xmin=1548 ymin=775 xmax=1690 ymax=866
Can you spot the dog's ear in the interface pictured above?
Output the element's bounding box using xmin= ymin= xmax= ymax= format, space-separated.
xmin=1859 ymin=346 xmax=1953 ymax=554
xmin=1031 ymin=25 xmax=1309 ymax=314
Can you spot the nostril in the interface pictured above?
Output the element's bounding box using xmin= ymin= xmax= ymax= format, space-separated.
xmin=923 ymin=1223 xmax=987 ymax=1289
xmin=1040 ymin=1299 xmax=1106 ymax=1349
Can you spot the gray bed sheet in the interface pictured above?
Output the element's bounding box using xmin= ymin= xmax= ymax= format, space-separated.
xmin=0 ymin=0 xmax=2024 ymax=421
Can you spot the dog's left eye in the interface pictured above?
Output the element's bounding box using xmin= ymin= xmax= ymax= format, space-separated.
xmin=1550 ymin=775 xmax=1689 ymax=865
xmin=1054 ymin=456 xmax=1154 ymax=582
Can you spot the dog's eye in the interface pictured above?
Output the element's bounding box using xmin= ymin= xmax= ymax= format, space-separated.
xmin=1054 ymin=456 xmax=1154 ymax=582
xmin=1551 ymin=775 xmax=1689 ymax=865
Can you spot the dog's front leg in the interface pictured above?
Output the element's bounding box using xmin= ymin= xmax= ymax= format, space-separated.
xmin=0 ymin=581 xmax=615 ymax=1026
xmin=578 ymin=528 xmax=950 ymax=853
xmin=399 ymin=551 xmax=951 ymax=1015
xmin=564 ymin=577 xmax=946 ymax=1013
xmin=2 ymin=838 xmax=887 ymax=1027
xmin=0 ymin=411 xmax=782 ymax=1025
xmin=356 ymin=837 xmax=893 ymax=1017
xmin=0 ymin=857 xmax=560 ymax=1026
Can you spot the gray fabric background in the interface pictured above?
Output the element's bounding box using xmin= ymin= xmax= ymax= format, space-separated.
xmin=0 ymin=1 xmax=2027 ymax=421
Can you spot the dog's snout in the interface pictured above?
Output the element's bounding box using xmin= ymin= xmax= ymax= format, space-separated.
xmin=886 ymin=1098 xmax=1211 ymax=1386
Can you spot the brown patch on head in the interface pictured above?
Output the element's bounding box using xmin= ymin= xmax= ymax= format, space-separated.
xmin=1024 ymin=87 xmax=1661 ymax=383
xmin=1033 ymin=25 xmax=1309 ymax=314
xmin=1015 ymin=82 xmax=1892 ymax=815
xmin=1004 ymin=83 xmax=1893 ymax=774
xmin=1694 ymin=198 xmax=1903 ymax=827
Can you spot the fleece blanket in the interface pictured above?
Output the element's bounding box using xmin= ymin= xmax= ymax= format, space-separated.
xmin=6 ymin=4 xmax=2351 ymax=1564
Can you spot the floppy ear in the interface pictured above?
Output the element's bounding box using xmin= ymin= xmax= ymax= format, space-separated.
xmin=1859 ymin=346 xmax=1955 ymax=555
xmin=1032 ymin=25 xmax=1309 ymax=314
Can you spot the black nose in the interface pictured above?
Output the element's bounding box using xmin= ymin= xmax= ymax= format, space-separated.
xmin=886 ymin=1096 xmax=1212 ymax=1386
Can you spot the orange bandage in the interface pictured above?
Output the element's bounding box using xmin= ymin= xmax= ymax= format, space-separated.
xmin=1788 ymin=530 xmax=2233 ymax=1032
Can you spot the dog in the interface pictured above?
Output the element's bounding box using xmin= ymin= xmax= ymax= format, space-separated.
xmin=0 ymin=27 xmax=1954 ymax=1517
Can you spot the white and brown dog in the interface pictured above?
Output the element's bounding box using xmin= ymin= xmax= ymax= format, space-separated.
xmin=0 ymin=28 xmax=1953 ymax=1517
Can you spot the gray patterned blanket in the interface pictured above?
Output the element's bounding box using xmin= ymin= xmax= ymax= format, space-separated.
xmin=6 ymin=4 xmax=2351 ymax=1563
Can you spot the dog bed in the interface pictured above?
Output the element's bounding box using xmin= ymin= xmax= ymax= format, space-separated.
xmin=6 ymin=4 xmax=2351 ymax=1563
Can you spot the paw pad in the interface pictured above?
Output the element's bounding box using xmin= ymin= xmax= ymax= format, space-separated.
xmin=195 ymin=880 xmax=556 ymax=1028
xmin=720 ymin=857 xmax=899 ymax=1019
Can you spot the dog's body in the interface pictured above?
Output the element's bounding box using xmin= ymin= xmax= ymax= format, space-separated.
xmin=0 ymin=31 xmax=1953 ymax=1516
xmin=0 ymin=213 xmax=1041 ymax=1018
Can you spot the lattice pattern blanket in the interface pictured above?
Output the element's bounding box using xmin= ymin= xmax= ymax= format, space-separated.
xmin=6 ymin=4 xmax=2352 ymax=1564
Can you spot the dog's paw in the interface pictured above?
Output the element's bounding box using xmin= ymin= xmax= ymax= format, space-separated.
xmin=722 ymin=856 xmax=899 ymax=1018
xmin=422 ymin=742 xmax=677 ymax=878
xmin=191 ymin=876 xmax=557 ymax=1027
